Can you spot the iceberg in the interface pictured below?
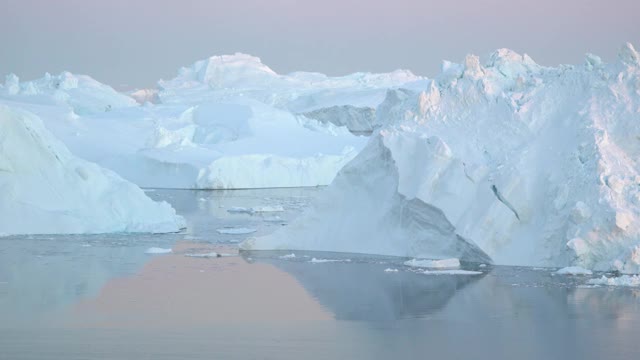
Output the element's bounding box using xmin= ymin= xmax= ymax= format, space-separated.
xmin=2 ymin=53 xmax=424 ymax=189
xmin=243 ymin=44 xmax=640 ymax=273
xmin=0 ymin=105 xmax=185 ymax=236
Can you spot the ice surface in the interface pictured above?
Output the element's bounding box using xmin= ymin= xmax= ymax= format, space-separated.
xmin=587 ymin=275 xmax=640 ymax=287
xmin=404 ymin=258 xmax=460 ymax=269
xmin=555 ymin=266 xmax=593 ymax=275
xmin=0 ymin=105 xmax=185 ymax=236
xmin=145 ymin=247 xmax=173 ymax=254
xmin=244 ymin=43 xmax=640 ymax=273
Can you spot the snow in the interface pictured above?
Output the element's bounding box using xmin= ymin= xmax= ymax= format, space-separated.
xmin=0 ymin=105 xmax=185 ymax=236
xmin=587 ymin=275 xmax=640 ymax=287
xmin=555 ymin=266 xmax=593 ymax=275
xmin=145 ymin=247 xmax=173 ymax=254
xmin=404 ymin=258 xmax=460 ymax=269
xmin=243 ymin=43 xmax=640 ymax=273
xmin=421 ymin=270 xmax=483 ymax=275
xmin=216 ymin=227 xmax=257 ymax=235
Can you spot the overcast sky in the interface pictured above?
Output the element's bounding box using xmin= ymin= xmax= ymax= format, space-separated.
xmin=1 ymin=0 xmax=639 ymax=89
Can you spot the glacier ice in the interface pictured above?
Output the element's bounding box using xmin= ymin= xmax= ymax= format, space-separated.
xmin=243 ymin=43 xmax=640 ymax=273
xmin=0 ymin=105 xmax=185 ymax=236
xmin=1 ymin=53 xmax=421 ymax=189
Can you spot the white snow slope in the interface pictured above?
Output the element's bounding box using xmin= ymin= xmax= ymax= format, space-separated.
xmin=1 ymin=54 xmax=419 ymax=189
xmin=0 ymin=105 xmax=185 ymax=235
xmin=243 ymin=44 xmax=640 ymax=273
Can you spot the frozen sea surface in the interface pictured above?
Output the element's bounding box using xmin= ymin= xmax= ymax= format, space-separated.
xmin=1 ymin=189 xmax=640 ymax=360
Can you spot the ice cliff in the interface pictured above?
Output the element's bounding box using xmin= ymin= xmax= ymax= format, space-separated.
xmin=243 ymin=44 xmax=640 ymax=273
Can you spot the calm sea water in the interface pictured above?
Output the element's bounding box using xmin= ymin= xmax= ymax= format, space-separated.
xmin=0 ymin=189 xmax=639 ymax=359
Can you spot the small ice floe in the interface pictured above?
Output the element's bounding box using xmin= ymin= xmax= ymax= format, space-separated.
xmin=216 ymin=227 xmax=257 ymax=235
xmin=384 ymin=268 xmax=399 ymax=272
xmin=81 ymin=243 xmax=92 ymax=247
xmin=227 ymin=207 xmax=254 ymax=214
xmin=185 ymin=252 xmax=221 ymax=258
xmin=555 ymin=266 xmax=593 ymax=275
xmin=142 ymin=189 xmax=156 ymax=192
xmin=479 ymin=264 xmax=487 ymax=268
xmin=422 ymin=269 xmax=483 ymax=275
xmin=198 ymin=197 xmax=207 ymax=202
xmin=263 ymin=216 xmax=285 ymax=223
xmin=587 ymin=275 xmax=640 ymax=287
xmin=145 ymin=247 xmax=172 ymax=254
xmin=227 ymin=206 xmax=285 ymax=215
xmin=404 ymin=258 xmax=460 ymax=269
xmin=279 ymin=253 xmax=296 ymax=259
xmin=309 ymin=258 xmax=351 ymax=263
xmin=253 ymin=205 xmax=285 ymax=213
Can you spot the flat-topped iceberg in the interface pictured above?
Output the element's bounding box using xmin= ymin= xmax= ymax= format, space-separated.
xmin=0 ymin=105 xmax=185 ymax=235
xmin=243 ymin=44 xmax=640 ymax=273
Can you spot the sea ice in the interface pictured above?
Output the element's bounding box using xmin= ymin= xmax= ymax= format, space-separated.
xmin=145 ymin=247 xmax=173 ymax=254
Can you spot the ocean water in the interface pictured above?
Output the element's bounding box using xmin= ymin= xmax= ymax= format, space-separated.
xmin=1 ymin=189 xmax=639 ymax=359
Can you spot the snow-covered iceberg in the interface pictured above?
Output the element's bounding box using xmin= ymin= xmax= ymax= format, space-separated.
xmin=243 ymin=44 xmax=640 ymax=273
xmin=0 ymin=105 xmax=185 ymax=235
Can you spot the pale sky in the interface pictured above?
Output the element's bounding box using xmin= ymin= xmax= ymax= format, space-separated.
xmin=1 ymin=0 xmax=639 ymax=89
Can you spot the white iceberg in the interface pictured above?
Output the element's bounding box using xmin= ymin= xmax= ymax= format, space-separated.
xmin=145 ymin=247 xmax=173 ymax=254
xmin=243 ymin=44 xmax=640 ymax=273
xmin=0 ymin=105 xmax=185 ymax=236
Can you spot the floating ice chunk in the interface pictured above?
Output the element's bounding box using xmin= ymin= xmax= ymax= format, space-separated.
xmin=479 ymin=264 xmax=487 ymax=268
xmin=310 ymin=258 xmax=351 ymax=263
xmin=227 ymin=206 xmax=285 ymax=215
xmin=587 ymin=275 xmax=640 ymax=287
xmin=384 ymin=268 xmax=399 ymax=272
xmin=404 ymin=258 xmax=460 ymax=269
xmin=145 ymin=247 xmax=173 ymax=254
xmin=555 ymin=266 xmax=593 ymax=275
xmin=252 ymin=206 xmax=285 ymax=213
xmin=185 ymin=252 xmax=221 ymax=258
xmin=216 ymin=227 xmax=257 ymax=235
xmin=263 ymin=216 xmax=285 ymax=223
xmin=279 ymin=253 xmax=296 ymax=259
xmin=422 ymin=270 xmax=483 ymax=275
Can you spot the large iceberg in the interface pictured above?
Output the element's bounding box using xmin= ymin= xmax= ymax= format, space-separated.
xmin=243 ymin=44 xmax=640 ymax=273
xmin=0 ymin=105 xmax=185 ymax=235
xmin=1 ymin=54 xmax=420 ymax=189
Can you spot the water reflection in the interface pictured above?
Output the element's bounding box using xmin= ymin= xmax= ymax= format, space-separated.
xmin=0 ymin=234 xmax=177 ymax=328
xmin=256 ymin=255 xmax=483 ymax=321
